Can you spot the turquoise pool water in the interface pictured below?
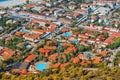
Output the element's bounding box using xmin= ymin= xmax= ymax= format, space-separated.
xmin=70 ymin=39 xmax=78 ymax=43
xmin=0 ymin=0 xmax=8 ymax=2
xmin=0 ymin=56 xmax=2 ymax=59
xmin=21 ymin=29 xmax=28 ymax=33
xmin=26 ymin=45 xmax=31 ymax=49
xmin=86 ymin=20 xmax=91 ymax=23
xmin=84 ymin=52 xmax=94 ymax=57
xmin=36 ymin=62 xmax=47 ymax=71
xmin=65 ymin=32 xmax=72 ymax=37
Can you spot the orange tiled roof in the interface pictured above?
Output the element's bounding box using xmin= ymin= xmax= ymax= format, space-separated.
xmin=104 ymin=32 xmax=120 ymax=45
xmin=1 ymin=47 xmax=15 ymax=60
xmin=48 ymin=53 xmax=58 ymax=61
xmin=100 ymin=51 xmax=107 ymax=56
xmin=39 ymin=7 xmax=46 ymax=12
xmin=73 ymin=12 xmax=80 ymax=17
xmin=52 ymin=63 xmax=61 ymax=68
xmin=60 ymin=62 xmax=69 ymax=68
xmin=78 ymin=53 xmax=88 ymax=60
xmin=64 ymin=47 xmax=76 ymax=54
xmin=25 ymin=3 xmax=38 ymax=9
xmin=61 ymin=28 xmax=70 ymax=32
xmin=62 ymin=43 xmax=73 ymax=47
xmin=24 ymin=54 xmax=36 ymax=63
xmin=92 ymin=56 xmax=101 ymax=64
xmin=15 ymin=31 xmax=25 ymax=36
xmin=44 ymin=46 xmax=56 ymax=50
xmin=71 ymin=57 xmax=80 ymax=63
xmin=33 ymin=29 xmax=44 ymax=34
xmin=23 ymin=33 xmax=40 ymax=39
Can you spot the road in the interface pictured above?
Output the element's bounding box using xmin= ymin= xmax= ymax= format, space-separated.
xmin=108 ymin=47 xmax=120 ymax=67
xmin=107 ymin=5 xmax=120 ymax=20
xmin=77 ymin=7 xmax=100 ymax=26
xmin=83 ymin=68 xmax=98 ymax=71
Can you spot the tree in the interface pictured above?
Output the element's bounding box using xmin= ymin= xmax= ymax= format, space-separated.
xmin=78 ymin=44 xmax=86 ymax=52
xmin=109 ymin=37 xmax=120 ymax=49
xmin=26 ymin=0 xmax=29 ymax=4
xmin=102 ymin=32 xmax=109 ymax=38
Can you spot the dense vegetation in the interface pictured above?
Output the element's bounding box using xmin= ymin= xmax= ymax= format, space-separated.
xmin=0 ymin=63 xmax=120 ymax=80
xmin=109 ymin=37 xmax=120 ymax=49
xmin=114 ymin=51 xmax=120 ymax=65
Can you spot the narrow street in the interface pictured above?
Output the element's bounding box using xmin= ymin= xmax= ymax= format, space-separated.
xmin=108 ymin=47 xmax=120 ymax=67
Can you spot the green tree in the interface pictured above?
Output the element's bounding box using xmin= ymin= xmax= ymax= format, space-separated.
xmin=26 ymin=0 xmax=29 ymax=4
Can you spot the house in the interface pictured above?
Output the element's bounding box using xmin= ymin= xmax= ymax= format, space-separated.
xmin=58 ymin=18 xmax=71 ymax=24
xmin=73 ymin=12 xmax=80 ymax=18
xmin=23 ymin=33 xmax=40 ymax=41
xmin=24 ymin=3 xmax=38 ymax=9
xmin=32 ymin=29 xmax=44 ymax=34
xmin=15 ymin=31 xmax=25 ymax=36
xmin=60 ymin=62 xmax=69 ymax=68
xmin=99 ymin=51 xmax=108 ymax=56
xmin=48 ymin=53 xmax=58 ymax=61
xmin=75 ymin=9 xmax=88 ymax=14
xmin=0 ymin=47 xmax=15 ymax=60
xmin=81 ymin=3 xmax=88 ymax=9
xmin=71 ymin=57 xmax=80 ymax=64
xmin=78 ymin=53 xmax=88 ymax=60
xmin=39 ymin=48 xmax=50 ymax=56
xmin=62 ymin=43 xmax=74 ymax=47
xmin=92 ymin=56 xmax=101 ymax=64
xmin=64 ymin=46 xmax=76 ymax=54
xmin=61 ymin=28 xmax=70 ymax=33
xmin=102 ymin=32 xmax=120 ymax=46
xmin=91 ymin=16 xmax=97 ymax=22
xmin=52 ymin=63 xmax=61 ymax=68
xmin=39 ymin=46 xmax=57 ymax=56
xmin=24 ymin=54 xmax=36 ymax=63
xmin=87 ymin=39 xmax=95 ymax=44
xmin=34 ymin=18 xmax=47 ymax=26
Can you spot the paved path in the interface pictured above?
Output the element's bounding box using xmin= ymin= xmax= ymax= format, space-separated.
xmin=83 ymin=68 xmax=98 ymax=71
xmin=108 ymin=47 xmax=120 ymax=67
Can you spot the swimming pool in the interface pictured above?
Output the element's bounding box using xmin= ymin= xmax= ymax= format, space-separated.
xmin=65 ymin=32 xmax=72 ymax=37
xmin=86 ymin=20 xmax=91 ymax=23
xmin=84 ymin=52 xmax=94 ymax=57
xmin=70 ymin=39 xmax=78 ymax=43
xmin=26 ymin=45 xmax=31 ymax=49
xmin=0 ymin=56 xmax=2 ymax=59
xmin=36 ymin=62 xmax=47 ymax=71
xmin=21 ymin=29 xmax=28 ymax=33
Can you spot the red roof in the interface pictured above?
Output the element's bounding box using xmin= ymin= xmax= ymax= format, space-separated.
xmin=100 ymin=51 xmax=108 ymax=56
xmin=52 ymin=63 xmax=61 ymax=68
xmin=71 ymin=57 xmax=80 ymax=63
xmin=60 ymin=63 xmax=69 ymax=68
xmin=104 ymin=32 xmax=120 ymax=45
xmin=48 ymin=53 xmax=58 ymax=61
xmin=25 ymin=54 xmax=36 ymax=63
xmin=1 ymin=47 xmax=15 ymax=60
